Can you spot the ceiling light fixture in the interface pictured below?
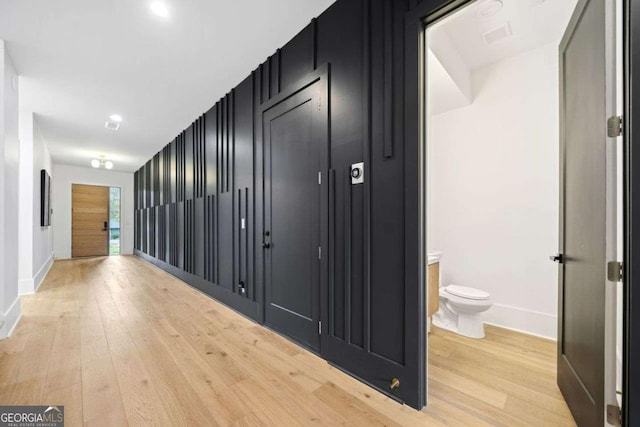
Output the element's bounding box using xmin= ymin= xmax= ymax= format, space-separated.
xmin=109 ymin=114 xmax=123 ymax=123
xmin=150 ymin=1 xmax=169 ymax=18
xmin=91 ymin=157 xmax=115 ymax=170
xmin=105 ymin=121 xmax=120 ymax=131
xmin=476 ymin=0 xmax=503 ymax=18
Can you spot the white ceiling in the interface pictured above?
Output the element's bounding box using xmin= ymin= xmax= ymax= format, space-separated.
xmin=432 ymin=0 xmax=578 ymax=71
xmin=427 ymin=0 xmax=578 ymax=115
xmin=0 ymin=0 xmax=336 ymax=171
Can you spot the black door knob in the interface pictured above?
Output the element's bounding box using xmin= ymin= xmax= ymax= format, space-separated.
xmin=263 ymin=243 xmax=271 ymax=249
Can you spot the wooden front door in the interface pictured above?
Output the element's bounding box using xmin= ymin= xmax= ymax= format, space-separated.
xmin=72 ymin=184 xmax=110 ymax=257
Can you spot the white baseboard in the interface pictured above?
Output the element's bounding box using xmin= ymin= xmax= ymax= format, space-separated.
xmin=34 ymin=254 xmax=53 ymax=292
xmin=18 ymin=253 xmax=53 ymax=295
xmin=0 ymin=297 xmax=22 ymax=340
xmin=483 ymin=303 xmax=557 ymax=340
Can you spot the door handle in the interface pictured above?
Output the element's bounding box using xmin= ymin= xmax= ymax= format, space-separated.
xmin=550 ymin=254 xmax=563 ymax=263
xmin=103 ymin=221 xmax=108 ymax=231
xmin=263 ymin=243 xmax=271 ymax=249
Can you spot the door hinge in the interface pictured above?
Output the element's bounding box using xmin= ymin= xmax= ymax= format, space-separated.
xmin=608 ymin=261 xmax=623 ymax=282
xmin=318 ymin=321 xmax=322 ymax=334
xmin=318 ymin=97 xmax=321 ymax=111
xmin=318 ymin=171 xmax=322 ymax=185
xmin=607 ymin=404 xmax=622 ymax=427
xmin=318 ymin=246 xmax=322 ymax=260
xmin=608 ymin=115 xmax=623 ymax=137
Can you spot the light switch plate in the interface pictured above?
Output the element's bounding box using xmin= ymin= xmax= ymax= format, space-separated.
xmin=351 ymin=162 xmax=364 ymax=185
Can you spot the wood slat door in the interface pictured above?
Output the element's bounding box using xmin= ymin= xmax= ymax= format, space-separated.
xmin=72 ymin=184 xmax=109 ymax=257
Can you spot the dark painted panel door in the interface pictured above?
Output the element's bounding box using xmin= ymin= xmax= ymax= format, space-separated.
xmin=264 ymin=82 xmax=325 ymax=351
xmin=558 ymin=0 xmax=609 ymax=425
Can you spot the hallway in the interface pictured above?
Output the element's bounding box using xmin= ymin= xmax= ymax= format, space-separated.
xmin=0 ymin=256 xmax=573 ymax=426
xmin=0 ymin=256 xmax=431 ymax=426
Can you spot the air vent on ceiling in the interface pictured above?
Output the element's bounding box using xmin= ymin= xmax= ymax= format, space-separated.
xmin=105 ymin=121 xmax=120 ymax=131
xmin=482 ymin=23 xmax=512 ymax=45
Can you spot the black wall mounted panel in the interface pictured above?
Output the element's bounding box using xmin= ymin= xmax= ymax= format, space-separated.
xmin=157 ymin=150 xmax=165 ymax=206
xmin=141 ymin=208 xmax=148 ymax=254
xmin=145 ymin=160 xmax=152 ymax=208
xmin=194 ymin=116 xmax=206 ymax=199
xmin=133 ymin=0 xmax=429 ymax=410
xmin=153 ymin=153 xmax=160 ymax=207
xmin=234 ymin=76 xmax=253 ymax=298
xmin=184 ymin=125 xmax=194 ymax=201
xmin=176 ymin=201 xmax=185 ymax=270
xmin=168 ymin=202 xmax=178 ymax=267
xmin=194 ymin=197 xmax=205 ymax=279
xmin=184 ymin=200 xmax=194 ymax=274
xmin=279 ymin=24 xmax=314 ymax=90
xmin=156 ymin=205 xmax=165 ymax=262
xmin=134 ymin=204 xmax=141 ymax=250
xmin=204 ymin=194 xmax=217 ymax=284
xmin=260 ymin=62 xmax=270 ymax=104
xmin=217 ymin=193 xmax=234 ymax=291
xmin=205 ymin=106 xmax=218 ymax=197
xmin=134 ymin=171 xmax=139 ymax=211
xmin=147 ymin=207 xmax=156 ymax=258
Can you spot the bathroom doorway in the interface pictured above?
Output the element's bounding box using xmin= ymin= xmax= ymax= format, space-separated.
xmin=421 ymin=0 xmax=623 ymax=425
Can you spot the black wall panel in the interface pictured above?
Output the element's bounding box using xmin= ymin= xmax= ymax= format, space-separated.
xmin=133 ymin=0 xmax=429 ymax=410
xmin=279 ymin=24 xmax=314 ymax=91
xmin=153 ymin=153 xmax=160 ymax=207
xmin=184 ymin=125 xmax=194 ymax=201
xmin=205 ymin=106 xmax=218 ymax=197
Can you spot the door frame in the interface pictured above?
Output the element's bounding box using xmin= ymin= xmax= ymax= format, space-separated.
xmin=406 ymin=0 xmax=636 ymax=418
xmin=256 ymin=65 xmax=330 ymax=350
xmin=624 ymin=0 xmax=640 ymax=424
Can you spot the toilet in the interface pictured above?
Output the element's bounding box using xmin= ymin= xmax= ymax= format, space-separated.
xmin=432 ymin=284 xmax=492 ymax=339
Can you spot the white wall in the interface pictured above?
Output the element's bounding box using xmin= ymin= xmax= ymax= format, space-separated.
xmin=33 ymin=124 xmax=53 ymax=278
xmin=18 ymin=106 xmax=53 ymax=294
xmin=18 ymin=109 xmax=33 ymax=293
xmin=52 ymin=164 xmax=133 ymax=259
xmin=0 ymin=40 xmax=22 ymax=339
xmin=428 ymin=42 xmax=559 ymax=339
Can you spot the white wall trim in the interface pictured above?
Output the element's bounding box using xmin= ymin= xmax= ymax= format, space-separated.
xmin=0 ymin=296 xmax=22 ymax=340
xmin=483 ymin=303 xmax=557 ymax=340
xmin=33 ymin=253 xmax=53 ymax=292
xmin=18 ymin=253 xmax=53 ymax=295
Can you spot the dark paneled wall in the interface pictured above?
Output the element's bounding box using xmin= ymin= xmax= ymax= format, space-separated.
xmin=134 ymin=0 xmax=433 ymax=409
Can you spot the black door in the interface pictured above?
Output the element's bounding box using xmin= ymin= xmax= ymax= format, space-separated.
xmin=558 ymin=0 xmax=609 ymax=425
xmin=263 ymin=80 xmax=327 ymax=351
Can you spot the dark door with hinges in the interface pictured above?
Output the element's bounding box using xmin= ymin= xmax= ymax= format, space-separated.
xmin=263 ymin=80 xmax=328 ymax=351
xmin=557 ymin=0 xmax=610 ymax=425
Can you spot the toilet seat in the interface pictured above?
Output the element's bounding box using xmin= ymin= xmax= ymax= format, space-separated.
xmin=445 ymin=284 xmax=490 ymax=300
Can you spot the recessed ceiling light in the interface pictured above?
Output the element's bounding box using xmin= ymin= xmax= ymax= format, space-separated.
xmin=109 ymin=114 xmax=123 ymax=123
xmin=476 ymin=0 xmax=503 ymax=18
xmin=150 ymin=2 xmax=169 ymax=18
xmin=105 ymin=121 xmax=120 ymax=131
xmin=91 ymin=159 xmax=101 ymax=168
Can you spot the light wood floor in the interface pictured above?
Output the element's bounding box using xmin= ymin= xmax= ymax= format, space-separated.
xmin=0 ymin=256 xmax=575 ymax=426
